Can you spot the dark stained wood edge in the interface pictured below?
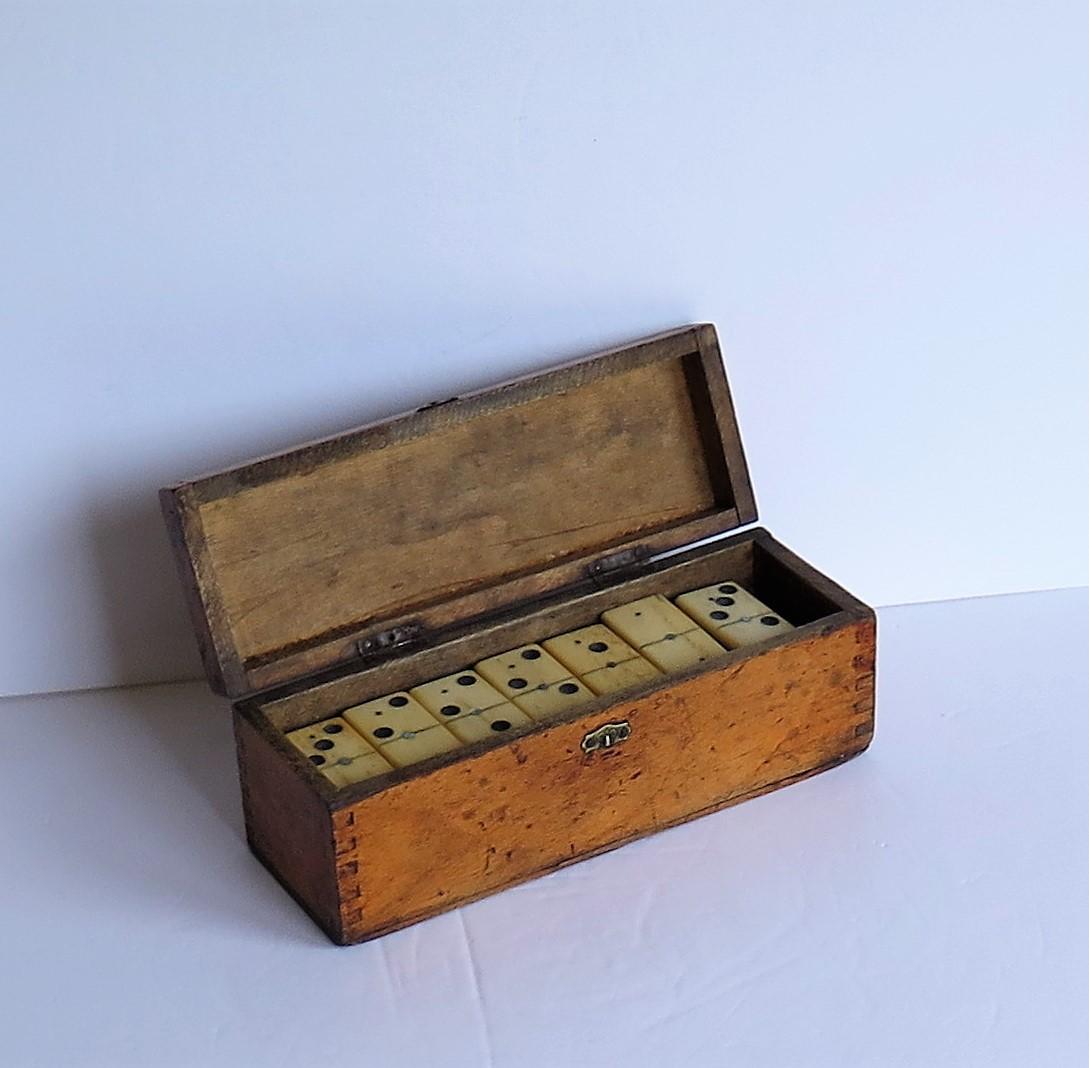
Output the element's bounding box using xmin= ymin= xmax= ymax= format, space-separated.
xmin=159 ymin=485 xmax=242 ymax=696
xmin=234 ymin=705 xmax=344 ymax=942
xmin=696 ymin=324 xmax=758 ymax=525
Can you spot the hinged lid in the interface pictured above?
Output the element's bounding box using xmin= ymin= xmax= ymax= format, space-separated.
xmin=160 ymin=323 xmax=756 ymax=697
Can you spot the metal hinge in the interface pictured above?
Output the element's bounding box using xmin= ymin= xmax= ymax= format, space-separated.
xmin=355 ymin=621 xmax=427 ymax=662
xmin=586 ymin=546 xmax=651 ymax=588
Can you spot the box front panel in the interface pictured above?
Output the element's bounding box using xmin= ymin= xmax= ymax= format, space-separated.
xmin=333 ymin=616 xmax=875 ymax=942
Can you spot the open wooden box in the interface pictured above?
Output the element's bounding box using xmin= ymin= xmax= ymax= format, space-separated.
xmin=160 ymin=324 xmax=876 ymax=945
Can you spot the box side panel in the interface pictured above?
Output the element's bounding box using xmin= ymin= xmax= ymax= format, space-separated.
xmin=234 ymin=710 xmax=343 ymax=941
xmin=335 ymin=617 xmax=876 ymax=942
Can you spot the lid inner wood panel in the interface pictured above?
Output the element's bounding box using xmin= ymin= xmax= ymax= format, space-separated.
xmin=197 ymin=351 xmax=731 ymax=667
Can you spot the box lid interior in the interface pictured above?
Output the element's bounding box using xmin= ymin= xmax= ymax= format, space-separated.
xmin=161 ymin=323 xmax=757 ymax=697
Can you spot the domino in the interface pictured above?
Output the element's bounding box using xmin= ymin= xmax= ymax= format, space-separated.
xmin=542 ymin=624 xmax=661 ymax=696
xmin=342 ymin=692 xmax=461 ymax=768
xmin=286 ymin=716 xmax=393 ymax=788
xmin=475 ymin=644 xmax=595 ymax=721
xmin=410 ymin=670 xmax=533 ymax=745
xmin=442 ymin=701 xmax=532 ymax=745
xmin=601 ymin=594 xmax=728 ymax=673
xmin=675 ymin=582 xmax=794 ymax=648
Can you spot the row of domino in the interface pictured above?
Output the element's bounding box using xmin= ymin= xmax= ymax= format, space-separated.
xmin=287 ymin=581 xmax=794 ymax=788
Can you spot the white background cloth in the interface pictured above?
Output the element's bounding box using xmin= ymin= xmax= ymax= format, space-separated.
xmin=4 ymin=3 xmax=1089 ymax=694
xmin=4 ymin=587 xmax=1086 ymax=1066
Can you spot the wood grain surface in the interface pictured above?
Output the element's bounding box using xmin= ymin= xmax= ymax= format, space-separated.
xmin=160 ymin=324 xmax=755 ymax=695
xmin=328 ymin=616 xmax=875 ymax=943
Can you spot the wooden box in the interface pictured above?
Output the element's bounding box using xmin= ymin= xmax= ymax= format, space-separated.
xmin=160 ymin=324 xmax=876 ymax=945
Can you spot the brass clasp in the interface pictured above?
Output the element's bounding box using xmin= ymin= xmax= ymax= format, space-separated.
xmin=581 ymin=721 xmax=632 ymax=754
